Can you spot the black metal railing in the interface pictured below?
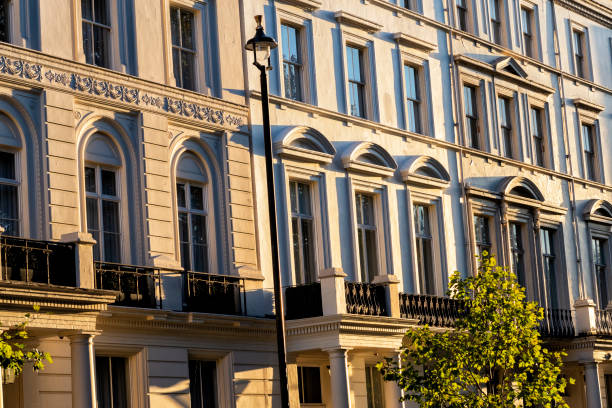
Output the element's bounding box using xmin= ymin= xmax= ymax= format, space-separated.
xmin=285 ymin=282 xmax=323 ymax=319
xmin=0 ymin=235 xmax=76 ymax=286
xmin=345 ymin=282 xmax=387 ymax=316
xmin=399 ymin=294 xmax=462 ymax=328
xmin=182 ymin=271 xmax=245 ymax=315
xmin=539 ymin=308 xmax=575 ymax=337
xmin=595 ymin=309 xmax=612 ymax=336
xmin=94 ymin=262 xmax=161 ymax=308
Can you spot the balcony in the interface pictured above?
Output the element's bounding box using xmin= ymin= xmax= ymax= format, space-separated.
xmin=539 ymin=308 xmax=575 ymax=338
xmin=399 ymin=294 xmax=462 ymax=328
xmin=0 ymin=235 xmax=76 ymax=286
xmin=595 ymin=309 xmax=612 ymax=336
xmin=94 ymin=262 xmax=161 ymax=308
xmin=182 ymin=271 xmax=245 ymax=315
xmin=345 ymin=281 xmax=387 ymax=316
xmin=285 ymin=282 xmax=322 ymax=319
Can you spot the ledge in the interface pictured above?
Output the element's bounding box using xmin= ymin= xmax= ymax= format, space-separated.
xmin=393 ymin=32 xmax=437 ymax=52
xmin=276 ymin=0 xmax=322 ymax=11
xmin=402 ymin=174 xmax=450 ymax=189
xmin=334 ymin=11 xmax=383 ymax=33
xmin=574 ymin=98 xmax=605 ymax=113
xmin=0 ymin=281 xmax=117 ymax=311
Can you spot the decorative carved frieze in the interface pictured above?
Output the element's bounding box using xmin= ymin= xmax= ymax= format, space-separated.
xmin=0 ymin=54 xmax=245 ymax=129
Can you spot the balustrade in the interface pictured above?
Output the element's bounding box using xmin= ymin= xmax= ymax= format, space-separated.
xmin=94 ymin=262 xmax=161 ymax=308
xmin=182 ymin=271 xmax=245 ymax=315
xmin=399 ymin=294 xmax=462 ymax=327
xmin=539 ymin=308 xmax=575 ymax=337
xmin=0 ymin=235 xmax=76 ymax=286
xmin=595 ymin=309 xmax=612 ymax=336
xmin=345 ymin=282 xmax=387 ymax=316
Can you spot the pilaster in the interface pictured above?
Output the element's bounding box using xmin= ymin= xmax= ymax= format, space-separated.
xmin=574 ymin=298 xmax=598 ymax=335
xmin=320 ymin=268 xmax=348 ymax=315
xmin=60 ymin=232 xmax=96 ymax=289
xmin=372 ymin=274 xmax=401 ymax=318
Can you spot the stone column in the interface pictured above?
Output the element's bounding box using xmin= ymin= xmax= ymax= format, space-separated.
xmin=383 ymin=354 xmax=404 ymax=408
xmin=61 ymin=232 xmax=96 ymax=289
xmin=574 ymin=298 xmax=598 ymax=335
xmin=583 ymin=362 xmax=603 ymax=408
xmin=320 ymin=268 xmax=347 ymax=316
xmin=372 ymin=274 xmax=401 ymax=318
xmin=70 ymin=333 xmax=97 ymax=408
xmin=326 ymin=348 xmax=352 ymax=408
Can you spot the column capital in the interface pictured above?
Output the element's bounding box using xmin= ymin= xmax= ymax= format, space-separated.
xmin=323 ymin=347 xmax=352 ymax=357
xmin=60 ymin=232 xmax=96 ymax=245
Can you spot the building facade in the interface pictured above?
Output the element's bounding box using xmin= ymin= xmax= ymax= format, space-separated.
xmin=0 ymin=0 xmax=609 ymax=407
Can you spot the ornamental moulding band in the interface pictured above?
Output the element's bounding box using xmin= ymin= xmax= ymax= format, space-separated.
xmin=0 ymin=55 xmax=244 ymax=129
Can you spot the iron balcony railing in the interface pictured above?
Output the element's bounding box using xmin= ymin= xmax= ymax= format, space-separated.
xmin=182 ymin=271 xmax=245 ymax=315
xmin=345 ymin=281 xmax=387 ymax=316
xmin=595 ymin=309 xmax=612 ymax=336
xmin=285 ymin=282 xmax=323 ymax=320
xmin=0 ymin=235 xmax=76 ymax=286
xmin=539 ymin=308 xmax=575 ymax=338
xmin=94 ymin=262 xmax=161 ymax=308
xmin=400 ymin=294 xmax=463 ymax=328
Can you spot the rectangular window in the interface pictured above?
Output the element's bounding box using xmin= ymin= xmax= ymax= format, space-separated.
xmin=540 ymin=228 xmax=558 ymax=309
xmin=456 ymin=0 xmax=469 ymax=31
xmin=0 ymin=151 xmax=18 ymax=236
xmin=95 ymin=356 xmax=128 ymax=408
xmin=404 ymin=65 xmax=421 ymax=133
xmin=414 ymin=204 xmax=435 ymax=295
xmin=82 ymin=0 xmax=110 ymax=68
xmin=346 ymin=45 xmax=366 ymax=119
xmin=464 ymin=85 xmax=480 ymax=149
xmin=281 ymin=24 xmax=303 ymax=101
xmin=592 ymin=237 xmax=608 ymax=309
xmin=498 ymin=97 xmax=514 ymax=159
xmin=170 ymin=7 xmax=196 ymax=90
xmin=490 ymin=0 xmax=501 ymax=45
xmin=573 ymin=30 xmax=585 ymax=78
xmin=365 ymin=365 xmax=384 ymax=408
xmin=177 ymin=182 xmax=208 ymax=272
xmin=510 ymin=222 xmax=526 ymax=287
xmin=531 ymin=107 xmax=545 ymax=167
xmin=189 ymin=360 xmax=217 ymax=408
xmin=582 ymin=124 xmax=597 ymax=182
xmin=521 ymin=7 xmax=534 ymax=57
xmin=289 ymin=181 xmax=316 ymax=284
xmin=297 ymin=366 xmax=322 ymax=404
xmin=403 ymin=0 xmax=416 ymax=10
xmin=86 ymin=166 xmax=121 ymax=263
xmin=355 ymin=193 xmax=378 ymax=282
xmin=474 ymin=215 xmax=491 ymax=258
xmin=0 ymin=1 xmax=10 ymax=43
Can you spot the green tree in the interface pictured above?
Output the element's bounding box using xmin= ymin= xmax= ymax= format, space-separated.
xmin=0 ymin=306 xmax=52 ymax=380
xmin=378 ymin=252 xmax=572 ymax=407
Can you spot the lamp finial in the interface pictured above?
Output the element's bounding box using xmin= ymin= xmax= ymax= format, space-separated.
xmin=254 ymin=15 xmax=263 ymax=28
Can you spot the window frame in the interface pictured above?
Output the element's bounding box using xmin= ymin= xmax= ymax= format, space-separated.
xmin=297 ymin=366 xmax=323 ymax=404
xmin=164 ymin=0 xmax=213 ymax=94
xmin=93 ymin=347 xmax=147 ymax=408
xmin=455 ymin=0 xmax=472 ymax=32
xmin=527 ymin=98 xmax=552 ymax=169
xmin=495 ymin=87 xmax=519 ymax=160
xmin=569 ymin=23 xmax=592 ymax=81
xmin=341 ymin=31 xmax=376 ymax=121
xmin=170 ymin=6 xmax=198 ymax=91
xmin=519 ymin=3 xmax=540 ymax=60
xmin=588 ymin=223 xmax=612 ymax=310
xmin=489 ymin=0 xmax=503 ymax=46
xmin=80 ymin=0 xmax=112 ymax=68
xmin=347 ymin=177 xmax=391 ymax=283
xmin=176 ymin=178 xmax=209 ymax=273
xmin=504 ymin=207 xmax=539 ymax=302
xmin=468 ymin=197 xmax=502 ymax=273
xmin=280 ymin=22 xmax=304 ymax=102
xmin=0 ymin=148 xmax=20 ymax=237
xmin=188 ymin=359 xmax=218 ymax=408
xmin=460 ymin=75 xmax=486 ymax=151
xmin=288 ymin=179 xmax=317 ymax=285
xmin=537 ymin=218 xmax=569 ymax=310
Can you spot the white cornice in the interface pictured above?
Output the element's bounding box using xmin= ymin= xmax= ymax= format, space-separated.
xmin=393 ymin=32 xmax=437 ymax=53
xmin=334 ymin=11 xmax=383 ymax=33
xmin=0 ymin=282 xmax=117 ymax=311
xmin=275 ymin=0 xmax=322 ymax=11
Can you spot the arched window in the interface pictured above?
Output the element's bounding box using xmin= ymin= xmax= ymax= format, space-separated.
xmin=176 ymin=152 xmax=209 ymax=272
xmin=0 ymin=114 xmax=21 ymax=237
xmin=84 ymin=133 xmax=122 ymax=263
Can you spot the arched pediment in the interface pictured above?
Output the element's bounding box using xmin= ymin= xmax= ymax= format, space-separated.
xmin=400 ymin=156 xmax=450 ymax=188
xmin=177 ymin=152 xmax=207 ymax=183
xmin=274 ymin=126 xmax=335 ymax=164
xmin=341 ymin=142 xmax=397 ymax=177
xmin=584 ymin=199 xmax=612 ymax=224
xmin=0 ymin=114 xmax=20 ymax=149
xmin=85 ymin=133 xmax=121 ymax=166
xmin=498 ymin=176 xmax=545 ymax=202
xmin=494 ymin=57 xmax=527 ymax=79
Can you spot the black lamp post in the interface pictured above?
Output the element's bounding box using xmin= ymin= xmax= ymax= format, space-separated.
xmin=245 ymin=16 xmax=290 ymax=408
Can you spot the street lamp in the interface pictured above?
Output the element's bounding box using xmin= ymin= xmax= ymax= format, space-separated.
xmin=245 ymin=15 xmax=290 ymax=408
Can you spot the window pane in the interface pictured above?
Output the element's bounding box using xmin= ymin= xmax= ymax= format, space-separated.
xmin=283 ymin=62 xmax=301 ymax=101
xmin=86 ymin=197 xmax=99 ymax=231
xmin=0 ymin=1 xmax=8 ymax=42
xmin=297 ymin=183 xmax=311 ymax=216
xmin=346 ymin=46 xmax=362 ymax=82
xmin=301 ymin=218 xmax=315 ymax=283
xmin=282 ymin=25 xmax=299 ymax=63
xmin=0 ymin=151 xmax=15 ymax=179
xmin=103 ymin=233 xmax=120 ymax=263
xmin=85 ymin=167 xmax=96 ymax=193
xmin=298 ymin=367 xmax=322 ymax=404
xmin=170 ymin=7 xmax=181 ymax=46
xmin=110 ymin=357 xmax=127 ymax=408
xmin=102 ymin=200 xmax=119 ymax=233
xmin=189 ymin=360 xmax=217 ymax=408
xmin=177 ymin=183 xmax=186 ymax=208
xmin=93 ymin=25 xmax=108 ymax=67
xmin=178 ymin=212 xmax=190 ymax=270
xmin=289 ymin=181 xmax=298 ymax=213
xmin=82 ymin=22 xmax=93 ymax=65
xmin=101 ymin=170 xmax=116 ymax=196
xmin=180 ymin=9 xmax=195 ymax=50
xmin=172 ymin=48 xmax=182 ymax=87
xmin=191 ymin=214 xmax=207 ymax=272
xmin=291 ymin=218 xmax=302 ymax=283
xmin=0 ymin=184 xmax=18 ymax=236
xmin=190 ymin=185 xmax=204 ymax=211
xmin=365 ymin=229 xmax=378 ymax=282
xmin=181 ymin=51 xmax=195 ymax=91
xmin=510 ymin=223 xmax=525 ymax=287
xmin=95 ymin=356 xmax=112 ymax=408
xmin=366 ymin=366 xmax=384 ymax=408
xmin=361 ymin=194 xmax=374 ymax=226
xmin=93 ymin=0 xmax=108 ymax=25
xmin=81 ymin=0 xmax=93 ymax=20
